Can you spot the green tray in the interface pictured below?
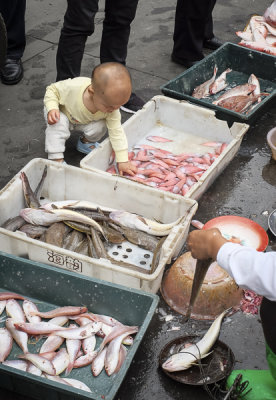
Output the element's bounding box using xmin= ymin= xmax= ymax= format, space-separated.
xmin=0 ymin=251 xmax=159 ymax=400
xmin=161 ymin=42 xmax=276 ymax=124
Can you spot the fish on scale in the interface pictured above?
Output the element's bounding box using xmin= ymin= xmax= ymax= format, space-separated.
xmin=106 ymin=138 xmax=227 ymax=196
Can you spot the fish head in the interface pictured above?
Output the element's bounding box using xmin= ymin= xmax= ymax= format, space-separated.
xmin=162 ymin=355 xmax=191 ymax=372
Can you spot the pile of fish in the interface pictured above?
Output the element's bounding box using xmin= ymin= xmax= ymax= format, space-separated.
xmin=162 ymin=309 xmax=228 ymax=372
xmin=0 ymin=291 xmax=139 ymax=393
xmin=106 ymin=136 xmax=227 ymax=195
xmin=192 ymin=66 xmax=268 ymax=114
xmin=236 ymin=4 xmax=276 ymax=56
xmin=1 ymin=166 xmax=183 ymax=274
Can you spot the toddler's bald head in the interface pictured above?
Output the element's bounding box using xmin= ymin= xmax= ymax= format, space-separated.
xmin=91 ymin=62 xmax=132 ymax=106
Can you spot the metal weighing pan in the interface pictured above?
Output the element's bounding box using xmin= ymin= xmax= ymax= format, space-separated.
xmin=159 ymin=335 xmax=235 ymax=386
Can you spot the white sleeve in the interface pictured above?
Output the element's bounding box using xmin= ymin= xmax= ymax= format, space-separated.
xmin=217 ymin=242 xmax=276 ymax=301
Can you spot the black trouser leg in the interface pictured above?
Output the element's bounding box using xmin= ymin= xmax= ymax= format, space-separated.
xmin=56 ymin=0 xmax=98 ymax=81
xmin=260 ymin=297 xmax=276 ymax=354
xmin=172 ymin=0 xmax=216 ymax=61
xmin=0 ymin=0 xmax=26 ymax=59
xmin=100 ymin=0 xmax=139 ymax=64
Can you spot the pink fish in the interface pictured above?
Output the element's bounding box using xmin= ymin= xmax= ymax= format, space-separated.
xmin=213 ymin=83 xmax=256 ymax=105
xmin=175 ymin=168 xmax=187 ymax=180
xmin=217 ymin=93 xmax=265 ymax=113
xmin=106 ymin=166 xmax=117 ymax=174
xmin=201 ymin=142 xmax=222 ymax=147
xmin=146 ymin=136 xmax=173 ymax=143
xmin=180 ymin=165 xmax=204 ymax=174
xmin=172 ymin=179 xmax=187 ymax=194
xmin=239 ymin=39 xmax=276 ymax=55
xmin=128 ymin=151 xmax=135 ymax=160
xmin=192 ymin=65 xmax=218 ymax=99
xmin=182 ymin=184 xmax=190 ymax=196
xmin=248 ymin=73 xmax=261 ymax=103
xmin=191 ymin=220 xmax=204 ymax=229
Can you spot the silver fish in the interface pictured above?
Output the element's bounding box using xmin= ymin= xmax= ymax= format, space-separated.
xmin=91 ymin=347 xmax=107 ymax=376
xmin=6 ymin=299 xmax=25 ymax=322
xmin=23 ymin=299 xmax=41 ymax=323
xmin=162 ymin=309 xmax=229 ymax=372
xmin=63 ymin=378 xmax=92 ymax=393
xmin=105 ymin=328 xmax=137 ymax=376
xmin=52 ymin=348 xmax=70 ymax=375
xmin=31 ymin=305 xmax=87 ymax=319
xmin=0 ymin=328 xmax=13 ymax=362
xmin=39 ymin=317 xmax=68 ymax=354
xmin=19 ymin=353 xmax=56 ymax=375
xmin=6 ymin=318 xmax=28 ymax=354
xmin=73 ymin=351 xmax=97 ymax=368
xmin=192 ymin=66 xmax=218 ymax=99
xmin=0 ymin=300 xmax=6 ymax=316
xmin=65 ymin=324 xmax=81 ymax=375
xmin=15 ymin=321 xmax=68 ymax=335
xmin=20 ymin=208 xmax=104 ymax=235
xmin=27 ymin=362 xmax=42 ymax=376
xmin=2 ymin=360 xmax=28 ymax=371
xmin=53 ymin=321 xmax=102 ymax=340
xmin=109 ymin=210 xmax=183 ymax=236
xmin=209 ymin=68 xmax=232 ymax=95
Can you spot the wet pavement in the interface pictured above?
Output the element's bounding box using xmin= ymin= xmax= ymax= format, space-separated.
xmin=0 ymin=0 xmax=275 ymax=399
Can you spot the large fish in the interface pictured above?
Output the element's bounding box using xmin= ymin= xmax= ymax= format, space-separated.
xmin=216 ymin=93 xmax=265 ymax=113
xmin=20 ymin=208 xmax=104 ymax=235
xmin=264 ymin=0 xmax=276 ymax=28
xmin=192 ymin=66 xmax=218 ymax=99
xmin=31 ymin=305 xmax=87 ymax=319
xmin=109 ymin=210 xmax=184 ymax=236
xmin=184 ymin=258 xmax=213 ymax=322
xmin=0 ymin=328 xmax=13 ymax=362
xmin=212 ymin=83 xmax=256 ymax=105
xmin=162 ymin=309 xmax=229 ymax=372
xmin=238 ymin=40 xmax=276 ymax=56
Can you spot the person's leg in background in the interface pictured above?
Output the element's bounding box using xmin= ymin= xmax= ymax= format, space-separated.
xmin=56 ymin=0 xmax=98 ymax=81
xmin=203 ymin=1 xmax=224 ymax=50
xmin=0 ymin=0 xmax=26 ymax=84
xmin=172 ymin=0 xmax=217 ymax=67
xmin=101 ymin=0 xmax=144 ymax=113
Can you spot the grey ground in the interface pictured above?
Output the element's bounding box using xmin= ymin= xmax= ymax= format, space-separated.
xmin=0 ymin=0 xmax=275 ymax=399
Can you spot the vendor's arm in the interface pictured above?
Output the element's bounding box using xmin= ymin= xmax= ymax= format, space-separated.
xmin=106 ymin=110 xmax=137 ymax=176
xmin=187 ymin=228 xmax=276 ymax=301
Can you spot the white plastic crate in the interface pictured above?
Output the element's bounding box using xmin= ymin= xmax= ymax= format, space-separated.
xmin=80 ymin=95 xmax=249 ymax=201
xmin=0 ymin=158 xmax=197 ymax=293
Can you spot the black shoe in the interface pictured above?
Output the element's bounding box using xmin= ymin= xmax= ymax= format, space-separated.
xmin=203 ymin=37 xmax=224 ymax=50
xmin=0 ymin=58 xmax=23 ymax=85
xmin=171 ymin=53 xmax=201 ymax=68
xmin=120 ymin=92 xmax=145 ymax=114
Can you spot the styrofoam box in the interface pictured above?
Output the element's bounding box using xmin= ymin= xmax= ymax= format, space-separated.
xmin=80 ymin=96 xmax=249 ymax=201
xmin=0 ymin=158 xmax=197 ymax=293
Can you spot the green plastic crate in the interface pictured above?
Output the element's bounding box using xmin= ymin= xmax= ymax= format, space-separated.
xmin=0 ymin=251 xmax=159 ymax=400
xmin=161 ymin=42 xmax=276 ymax=123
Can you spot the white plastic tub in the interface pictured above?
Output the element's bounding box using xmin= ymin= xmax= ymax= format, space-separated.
xmin=0 ymin=158 xmax=197 ymax=293
xmin=80 ymin=96 xmax=249 ymax=201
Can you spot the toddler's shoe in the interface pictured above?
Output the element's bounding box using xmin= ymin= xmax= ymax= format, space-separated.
xmin=76 ymin=137 xmax=99 ymax=155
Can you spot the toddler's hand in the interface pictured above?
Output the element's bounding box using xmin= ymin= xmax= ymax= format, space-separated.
xmin=47 ymin=109 xmax=60 ymax=125
xmin=117 ymin=161 xmax=137 ymax=176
